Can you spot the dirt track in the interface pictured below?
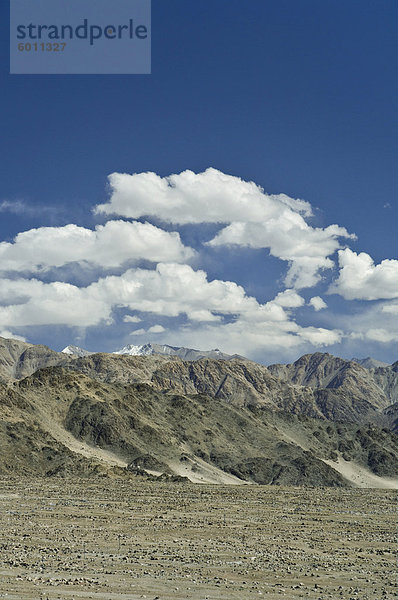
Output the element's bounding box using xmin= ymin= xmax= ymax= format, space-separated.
xmin=1 ymin=478 xmax=398 ymax=599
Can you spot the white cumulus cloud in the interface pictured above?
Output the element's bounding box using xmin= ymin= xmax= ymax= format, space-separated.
xmin=0 ymin=220 xmax=194 ymax=273
xmin=95 ymin=168 xmax=354 ymax=289
xmin=272 ymin=289 xmax=305 ymax=308
xmin=330 ymin=249 xmax=398 ymax=300
xmin=129 ymin=324 xmax=166 ymax=336
xmin=208 ymin=221 xmax=353 ymax=288
xmin=309 ymin=296 xmax=327 ymax=311
xmin=169 ymin=318 xmax=342 ymax=359
xmin=4 ymin=168 xmax=386 ymax=359
xmin=148 ymin=324 xmax=166 ymax=333
xmin=123 ymin=315 xmax=142 ymax=323
xmin=95 ymin=167 xmax=314 ymax=223
xmin=331 ymin=300 xmax=398 ymax=347
xmin=0 ymin=278 xmax=110 ymax=327
xmin=0 ymin=263 xmax=341 ymax=354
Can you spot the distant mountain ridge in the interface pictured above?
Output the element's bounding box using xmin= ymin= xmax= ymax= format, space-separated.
xmin=1 ymin=335 xmax=398 ymax=487
xmin=114 ymin=342 xmax=244 ymax=361
xmin=352 ymin=357 xmax=389 ymax=369
xmin=61 ymin=342 xmax=391 ymax=368
xmin=62 ymin=342 xmax=244 ymax=361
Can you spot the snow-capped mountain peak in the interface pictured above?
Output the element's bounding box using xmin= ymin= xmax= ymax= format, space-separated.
xmin=61 ymin=342 xmax=244 ymax=361
xmin=113 ymin=343 xmax=155 ymax=356
xmin=61 ymin=345 xmax=94 ymax=358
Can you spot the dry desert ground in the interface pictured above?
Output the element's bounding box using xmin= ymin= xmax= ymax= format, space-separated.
xmin=0 ymin=478 xmax=398 ymax=599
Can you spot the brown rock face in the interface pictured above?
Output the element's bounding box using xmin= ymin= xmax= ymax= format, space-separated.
xmin=0 ymin=336 xmax=71 ymax=382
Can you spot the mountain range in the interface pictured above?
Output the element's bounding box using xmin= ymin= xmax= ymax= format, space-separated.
xmin=63 ymin=342 xmax=244 ymax=361
xmin=1 ymin=335 xmax=398 ymax=488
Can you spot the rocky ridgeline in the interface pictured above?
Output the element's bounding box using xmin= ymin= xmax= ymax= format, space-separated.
xmin=1 ymin=336 xmax=398 ymax=486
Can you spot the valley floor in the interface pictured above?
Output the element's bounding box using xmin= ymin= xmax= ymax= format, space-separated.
xmin=0 ymin=479 xmax=397 ymax=600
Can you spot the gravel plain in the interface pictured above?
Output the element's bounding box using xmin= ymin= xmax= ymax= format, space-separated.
xmin=1 ymin=478 xmax=398 ymax=599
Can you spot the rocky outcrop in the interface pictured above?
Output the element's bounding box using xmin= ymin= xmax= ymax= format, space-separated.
xmin=0 ymin=336 xmax=70 ymax=382
xmin=268 ymin=352 xmax=393 ymax=412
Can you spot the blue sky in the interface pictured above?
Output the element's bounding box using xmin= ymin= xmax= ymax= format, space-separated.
xmin=1 ymin=0 xmax=398 ymax=364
